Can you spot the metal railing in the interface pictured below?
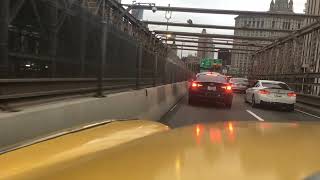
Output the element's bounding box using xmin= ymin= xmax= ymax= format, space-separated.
xmin=0 ymin=78 xmax=152 ymax=100
xmin=0 ymin=0 xmax=193 ymax=107
xmin=251 ymin=18 xmax=320 ymax=96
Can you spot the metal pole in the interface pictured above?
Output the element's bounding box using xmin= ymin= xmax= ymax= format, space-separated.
xmin=136 ymin=44 xmax=143 ymax=89
xmin=155 ymin=30 xmax=276 ymax=41
xmin=49 ymin=6 xmax=58 ymax=77
xmin=153 ymin=51 xmax=158 ymax=86
xmin=80 ymin=2 xmax=87 ymax=77
xmin=165 ymin=4 xmax=172 ymax=45
xmin=180 ymin=42 xmax=184 ymax=58
xmin=144 ymin=21 xmax=294 ymax=33
xmin=0 ymin=0 xmax=9 ymax=77
xmin=96 ymin=1 xmax=108 ymax=97
xmin=123 ymin=4 xmax=320 ymax=18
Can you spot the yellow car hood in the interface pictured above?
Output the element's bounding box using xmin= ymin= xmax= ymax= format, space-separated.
xmin=1 ymin=121 xmax=320 ymax=180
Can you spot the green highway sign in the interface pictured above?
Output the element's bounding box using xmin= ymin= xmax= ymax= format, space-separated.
xmin=200 ymin=58 xmax=213 ymax=69
xmin=213 ymin=59 xmax=222 ymax=66
xmin=200 ymin=58 xmax=223 ymax=69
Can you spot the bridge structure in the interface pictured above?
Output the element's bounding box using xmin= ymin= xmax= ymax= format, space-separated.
xmin=1 ymin=0 xmax=320 ymax=153
xmin=0 ymin=0 xmax=192 ymax=104
xmin=130 ymin=4 xmax=320 ymax=97
xmin=0 ymin=0 xmax=319 ymax=104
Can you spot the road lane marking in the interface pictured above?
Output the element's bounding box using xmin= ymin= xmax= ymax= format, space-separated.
xmin=246 ymin=110 xmax=265 ymax=121
xmin=170 ymin=104 xmax=178 ymax=112
xmin=295 ymin=109 xmax=320 ymax=119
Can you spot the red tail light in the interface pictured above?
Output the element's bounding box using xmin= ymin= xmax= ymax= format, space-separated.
xmin=222 ymin=84 xmax=232 ymax=93
xmin=259 ymin=89 xmax=270 ymax=95
xmin=287 ymin=92 xmax=296 ymax=97
xmin=191 ymin=82 xmax=203 ymax=88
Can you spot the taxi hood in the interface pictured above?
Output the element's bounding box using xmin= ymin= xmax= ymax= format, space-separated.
xmin=1 ymin=120 xmax=320 ymax=180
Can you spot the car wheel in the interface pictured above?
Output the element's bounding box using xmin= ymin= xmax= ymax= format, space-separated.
xmin=287 ymin=104 xmax=295 ymax=112
xmin=226 ymin=103 xmax=232 ymax=109
xmin=252 ymin=95 xmax=258 ymax=108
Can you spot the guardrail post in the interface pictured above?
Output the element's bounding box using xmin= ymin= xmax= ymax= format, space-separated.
xmin=79 ymin=3 xmax=87 ymax=77
xmin=49 ymin=6 xmax=58 ymax=78
xmin=96 ymin=2 xmax=108 ymax=97
xmin=0 ymin=0 xmax=9 ymax=77
xmin=153 ymin=51 xmax=158 ymax=87
xmin=135 ymin=44 xmax=143 ymax=89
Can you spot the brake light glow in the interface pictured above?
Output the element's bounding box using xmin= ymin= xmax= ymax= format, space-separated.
xmin=209 ymin=128 xmax=222 ymax=144
xmin=192 ymin=82 xmax=197 ymax=87
xmin=222 ymin=85 xmax=232 ymax=92
xmin=259 ymin=89 xmax=270 ymax=95
xmin=192 ymin=82 xmax=203 ymax=88
xmin=196 ymin=126 xmax=201 ymax=136
xmin=287 ymin=92 xmax=296 ymax=97
xmin=228 ymin=122 xmax=234 ymax=133
xmin=195 ymin=125 xmax=204 ymax=145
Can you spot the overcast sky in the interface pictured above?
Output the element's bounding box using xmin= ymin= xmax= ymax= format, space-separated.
xmin=121 ymin=0 xmax=307 ymax=56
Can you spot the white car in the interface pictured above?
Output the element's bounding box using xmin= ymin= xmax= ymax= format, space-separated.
xmin=245 ymin=80 xmax=296 ymax=111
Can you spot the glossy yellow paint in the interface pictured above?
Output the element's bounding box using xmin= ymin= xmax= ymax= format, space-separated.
xmin=0 ymin=120 xmax=168 ymax=180
xmin=1 ymin=121 xmax=320 ymax=180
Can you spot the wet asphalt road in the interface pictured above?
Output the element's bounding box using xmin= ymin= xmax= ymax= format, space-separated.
xmin=161 ymin=93 xmax=320 ymax=128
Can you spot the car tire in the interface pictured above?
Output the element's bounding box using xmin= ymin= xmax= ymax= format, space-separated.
xmin=226 ymin=103 xmax=232 ymax=109
xmin=287 ymin=104 xmax=295 ymax=112
xmin=252 ymin=95 xmax=258 ymax=108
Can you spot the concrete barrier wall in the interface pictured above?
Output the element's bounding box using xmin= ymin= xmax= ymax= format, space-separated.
xmin=0 ymin=82 xmax=187 ymax=150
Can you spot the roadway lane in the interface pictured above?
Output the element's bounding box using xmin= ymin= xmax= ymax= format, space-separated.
xmin=161 ymin=93 xmax=320 ymax=128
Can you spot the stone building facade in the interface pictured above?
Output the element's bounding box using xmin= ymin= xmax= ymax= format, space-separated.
xmin=231 ymin=0 xmax=304 ymax=75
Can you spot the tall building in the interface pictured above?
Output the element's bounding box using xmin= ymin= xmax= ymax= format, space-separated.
xmin=197 ymin=29 xmax=214 ymax=60
xmin=231 ymin=0 xmax=304 ymax=75
xmin=218 ymin=50 xmax=231 ymax=66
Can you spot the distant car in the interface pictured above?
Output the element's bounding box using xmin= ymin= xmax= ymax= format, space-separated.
xmin=189 ymin=73 xmax=233 ymax=108
xmin=229 ymin=78 xmax=249 ymax=93
xmin=245 ymin=80 xmax=296 ymax=111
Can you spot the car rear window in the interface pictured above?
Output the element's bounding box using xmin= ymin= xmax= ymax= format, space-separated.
xmin=230 ymin=78 xmax=248 ymax=83
xmin=262 ymin=82 xmax=290 ymax=90
xmin=196 ymin=75 xmax=227 ymax=83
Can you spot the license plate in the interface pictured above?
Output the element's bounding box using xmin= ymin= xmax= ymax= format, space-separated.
xmin=206 ymin=93 xmax=216 ymax=97
xmin=208 ymin=86 xmax=216 ymax=91
xmin=274 ymin=94 xmax=282 ymax=97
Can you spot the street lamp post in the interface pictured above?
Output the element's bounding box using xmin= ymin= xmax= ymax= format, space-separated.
xmin=165 ymin=4 xmax=172 ymax=44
